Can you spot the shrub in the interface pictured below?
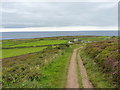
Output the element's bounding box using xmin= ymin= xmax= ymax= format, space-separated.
xmin=84 ymin=38 xmax=119 ymax=86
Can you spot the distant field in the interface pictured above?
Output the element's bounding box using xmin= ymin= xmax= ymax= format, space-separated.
xmin=1 ymin=39 xmax=67 ymax=59
xmin=1 ymin=47 xmax=46 ymax=59
xmin=79 ymin=36 xmax=111 ymax=41
xmin=11 ymin=40 xmax=67 ymax=47
xmin=1 ymin=39 xmax=40 ymax=48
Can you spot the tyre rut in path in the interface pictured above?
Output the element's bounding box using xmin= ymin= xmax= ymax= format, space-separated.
xmin=66 ymin=48 xmax=93 ymax=88
xmin=66 ymin=48 xmax=79 ymax=88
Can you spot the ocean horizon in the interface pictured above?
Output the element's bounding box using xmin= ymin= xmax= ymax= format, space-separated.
xmin=1 ymin=31 xmax=118 ymax=40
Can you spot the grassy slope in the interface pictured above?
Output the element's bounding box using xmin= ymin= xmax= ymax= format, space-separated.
xmin=38 ymin=47 xmax=74 ymax=88
xmin=1 ymin=47 xmax=46 ymax=59
xmin=79 ymin=37 xmax=119 ymax=88
xmin=2 ymin=36 xmax=117 ymax=88
xmin=80 ymin=48 xmax=113 ymax=88
xmin=2 ymin=45 xmax=74 ymax=88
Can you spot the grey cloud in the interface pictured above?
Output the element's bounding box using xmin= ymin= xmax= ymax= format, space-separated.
xmin=1 ymin=2 xmax=117 ymax=28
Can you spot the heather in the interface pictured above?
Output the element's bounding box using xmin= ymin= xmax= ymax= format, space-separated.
xmin=84 ymin=37 xmax=119 ymax=86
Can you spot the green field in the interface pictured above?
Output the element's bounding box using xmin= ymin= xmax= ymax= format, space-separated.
xmin=79 ymin=36 xmax=111 ymax=41
xmin=1 ymin=39 xmax=40 ymax=48
xmin=1 ymin=47 xmax=46 ymax=59
xmin=12 ymin=40 xmax=67 ymax=47
xmin=1 ymin=39 xmax=68 ymax=59
xmin=2 ymin=44 xmax=73 ymax=88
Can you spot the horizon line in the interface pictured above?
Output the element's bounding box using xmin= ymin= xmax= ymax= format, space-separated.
xmin=1 ymin=26 xmax=118 ymax=32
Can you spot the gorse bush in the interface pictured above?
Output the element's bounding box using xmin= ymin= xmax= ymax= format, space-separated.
xmin=84 ymin=38 xmax=119 ymax=86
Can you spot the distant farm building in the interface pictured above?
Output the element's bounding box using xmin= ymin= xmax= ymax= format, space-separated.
xmin=73 ymin=39 xmax=79 ymax=42
xmin=68 ymin=41 xmax=73 ymax=44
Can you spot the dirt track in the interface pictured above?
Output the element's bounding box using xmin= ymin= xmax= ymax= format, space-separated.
xmin=66 ymin=48 xmax=79 ymax=88
xmin=66 ymin=48 xmax=93 ymax=88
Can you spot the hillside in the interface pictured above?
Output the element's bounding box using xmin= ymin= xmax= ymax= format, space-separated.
xmin=1 ymin=36 xmax=119 ymax=88
xmin=80 ymin=37 xmax=119 ymax=87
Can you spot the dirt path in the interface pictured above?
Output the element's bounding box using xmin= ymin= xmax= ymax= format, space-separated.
xmin=66 ymin=48 xmax=79 ymax=88
xmin=77 ymin=51 xmax=93 ymax=88
xmin=66 ymin=48 xmax=93 ymax=88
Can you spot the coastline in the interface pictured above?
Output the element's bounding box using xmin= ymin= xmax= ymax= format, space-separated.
xmin=1 ymin=31 xmax=118 ymax=40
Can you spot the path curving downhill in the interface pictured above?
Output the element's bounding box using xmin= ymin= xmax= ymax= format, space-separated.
xmin=66 ymin=48 xmax=93 ymax=88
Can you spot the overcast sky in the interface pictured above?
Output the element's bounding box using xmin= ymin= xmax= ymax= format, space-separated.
xmin=0 ymin=0 xmax=118 ymax=31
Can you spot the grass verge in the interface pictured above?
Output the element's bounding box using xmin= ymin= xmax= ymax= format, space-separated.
xmin=79 ymin=48 xmax=115 ymax=88
xmin=38 ymin=46 xmax=74 ymax=88
xmin=76 ymin=49 xmax=83 ymax=88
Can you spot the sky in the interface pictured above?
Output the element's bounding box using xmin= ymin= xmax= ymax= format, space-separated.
xmin=0 ymin=0 xmax=119 ymax=32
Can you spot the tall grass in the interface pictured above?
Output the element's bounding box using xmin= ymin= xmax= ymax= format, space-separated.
xmin=38 ymin=47 xmax=73 ymax=88
xmin=2 ymin=45 xmax=74 ymax=88
xmin=80 ymin=48 xmax=115 ymax=88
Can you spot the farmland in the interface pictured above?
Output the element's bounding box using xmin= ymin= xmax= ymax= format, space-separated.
xmin=11 ymin=40 xmax=67 ymax=48
xmin=1 ymin=36 xmax=119 ymax=88
xmin=78 ymin=36 xmax=111 ymax=41
xmin=1 ymin=47 xmax=46 ymax=59
xmin=1 ymin=39 xmax=67 ymax=59
xmin=1 ymin=38 xmax=40 ymax=48
xmin=1 ymin=39 xmax=67 ymax=48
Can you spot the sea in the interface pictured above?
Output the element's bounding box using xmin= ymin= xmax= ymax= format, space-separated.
xmin=1 ymin=31 xmax=118 ymax=40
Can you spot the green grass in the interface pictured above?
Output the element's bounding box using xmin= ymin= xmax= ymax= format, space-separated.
xmin=79 ymin=36 xmax=111 ymax=41
xmin=2 ymin=47 xmax=61 ymax=88
xmin=79 ymin=48 xmax=115 ymax=88
xmin=1 ymin=47 xmax=46 ymax=59
xmin=2 ymin=36 xmax=116 ymax=88
xmin=76 ymin=50 xmax=83 ymax=88
xmin=38 ymin=47 xmax=74 ymax=88
xmin=2 ymin=45 xmax=74 ymax=88
xmin=84 ymin=37 xmax=119 ymax=86
xmin=1 ymin=39 xmax=40 ymax=48
xmin=12 ymin=40 xmax=67 ymax=47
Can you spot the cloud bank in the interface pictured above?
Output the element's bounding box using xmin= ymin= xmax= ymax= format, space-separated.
xmin=1 ymin=1 xmax=118 ymax=31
